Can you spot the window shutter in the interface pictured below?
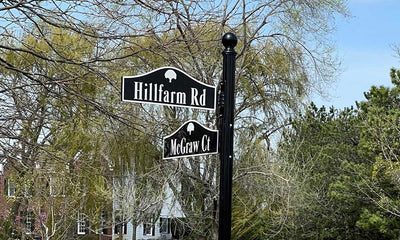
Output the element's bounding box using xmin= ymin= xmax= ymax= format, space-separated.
xmin=31 ymin=212 xmax=35 ymax=232
xmin=73 ymin=214 xmax=78 ymax=234
xmin=21 ymin=210 xmax=26 ymax=226
xmin=85 ymin=219 xmax=89 ymax=234
xmin=115 ymin=216 xmax=120 ymax=234
xmin=4 ymin=179 xmax=7 ymax=196
xmin=101 ymin=211 xmax=107 ymax=234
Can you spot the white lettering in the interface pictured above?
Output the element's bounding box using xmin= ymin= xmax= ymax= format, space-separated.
xmin=199 ymin=89 xmax=206 ymax=106
xmin=158 ymin=84 xmax=164 ymax=101
xmin=191 ymin=88 xmax=199 ymax=106
xmin=192 ymin=141 xmax=199 ymax=153
xmin=176 ymin=92 xmax=186 ymax=104
xmin=134 ymin=82 xmax=143 ymax=100
xmin=169 ymin=137 xmax=203 ymax=156
xmin=144 ymin=83 xmax=148 ymax=100
xmin=132 ymin=81 xmax=189 ymax=106
xmin=171 ymin=91 xmax=176 ymax=103
xmin=201 ymin=135 xmax=210 ymax=152
xmin=180 ymin=138 xmax=186 ymax=154
xmin=170 ymin=139 xmax=178 ymax=155
xmin=154 ymin=83 xmax=158 ymax=101
xmin=149 ymin=82 xmax=153 ymax=101
xmin=191 ymin=88 xmax=207 ymax=106
xmin=163 ymin=90 xmax=170 ymax=102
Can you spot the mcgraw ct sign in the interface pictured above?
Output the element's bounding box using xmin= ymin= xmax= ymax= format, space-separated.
xmin=121 ymin=67 xmax=216 ymax=110
xmin=163 ymin=120 xmax=218 ymax=159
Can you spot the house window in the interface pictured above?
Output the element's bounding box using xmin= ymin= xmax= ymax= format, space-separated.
xmin=77 ymin=212 xmax=86 ymax=235
xmin=49 ymin=177 xmax=65 ymax=197
xmin=101 ymin=211 xmax=107 ymax=234
xmin=79 ymin=182 xmax=87 ymax=196
xmin=49 ymin=177 xmax=55 ymax=196
xmin=160 ymin=217 xmax=171 ymax=234
xmin=6 ymin=179 xmax=16 ymax=197
xmin=114 ymin=215 xmax=127 ymax=235
xmin=143 ymin=218 xmax=155 ymax=236
xmin=26 ymin=211 xmax=33 ymax=232
xmin=24 ymin=185 xmax=32 ymax=197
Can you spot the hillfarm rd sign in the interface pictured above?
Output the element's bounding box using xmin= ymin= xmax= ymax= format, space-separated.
xmin=121 ymin=67 xmax=216 ymax=110
xmin=163 ymin=120 xmax=218 ymax=159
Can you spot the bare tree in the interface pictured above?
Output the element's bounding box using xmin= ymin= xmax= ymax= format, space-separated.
xmin=0 ymin=0 xmax=347 ymax=239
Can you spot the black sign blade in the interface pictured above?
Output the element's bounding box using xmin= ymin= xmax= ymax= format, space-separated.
xmin=122 ymin=67 xmax=216 ymax=110
xmin=163 ymin=120 xmax=218 ymax=159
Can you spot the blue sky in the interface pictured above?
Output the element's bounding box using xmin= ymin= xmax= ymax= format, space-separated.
xmin=313 ymin=0 xmax=400 ymax=109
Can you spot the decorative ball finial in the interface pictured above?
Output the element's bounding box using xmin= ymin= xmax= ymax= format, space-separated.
xmin=222 ymin=32 xmax=237 ymax=49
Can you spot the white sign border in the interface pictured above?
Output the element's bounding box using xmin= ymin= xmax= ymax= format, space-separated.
xmin=163 ymin=120 xmax=219 ymax=160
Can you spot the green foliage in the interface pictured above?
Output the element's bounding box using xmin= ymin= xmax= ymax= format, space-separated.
xmin=278 ymin=104 xmax=368 ymax=239
xmin=0 ymin=24 xmax=123 ymax=238
xmin=0 ymin=218 xmax=20 ymax=239
xmin=356 ymin=209 xmax=400 ymax=239
xmin=277 ymin=68 xmax=400 ymax=239
xmin=232 ymin=134 xmax=286 ymax=239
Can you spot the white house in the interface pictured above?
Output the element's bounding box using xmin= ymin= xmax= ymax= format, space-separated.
xmin=112 ymin=183 xmax=185 ymax=240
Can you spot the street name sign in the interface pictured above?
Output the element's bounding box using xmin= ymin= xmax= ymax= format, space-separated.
xmin=121 ymin=67 xmax=216 ymax=110
xmin=163 ymin=120 xmax=218 ymax=159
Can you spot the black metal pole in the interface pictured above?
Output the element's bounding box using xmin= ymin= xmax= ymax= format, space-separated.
xmin=218 ymin=32 xmax=237 ymax=240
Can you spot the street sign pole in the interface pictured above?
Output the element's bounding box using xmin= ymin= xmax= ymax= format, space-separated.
xmin=218 ymin=32 xmax=237 ymax=240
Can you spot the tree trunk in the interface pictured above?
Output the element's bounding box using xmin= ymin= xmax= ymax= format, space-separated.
xmin=131 ymin=221 xmax=136 ymax=240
